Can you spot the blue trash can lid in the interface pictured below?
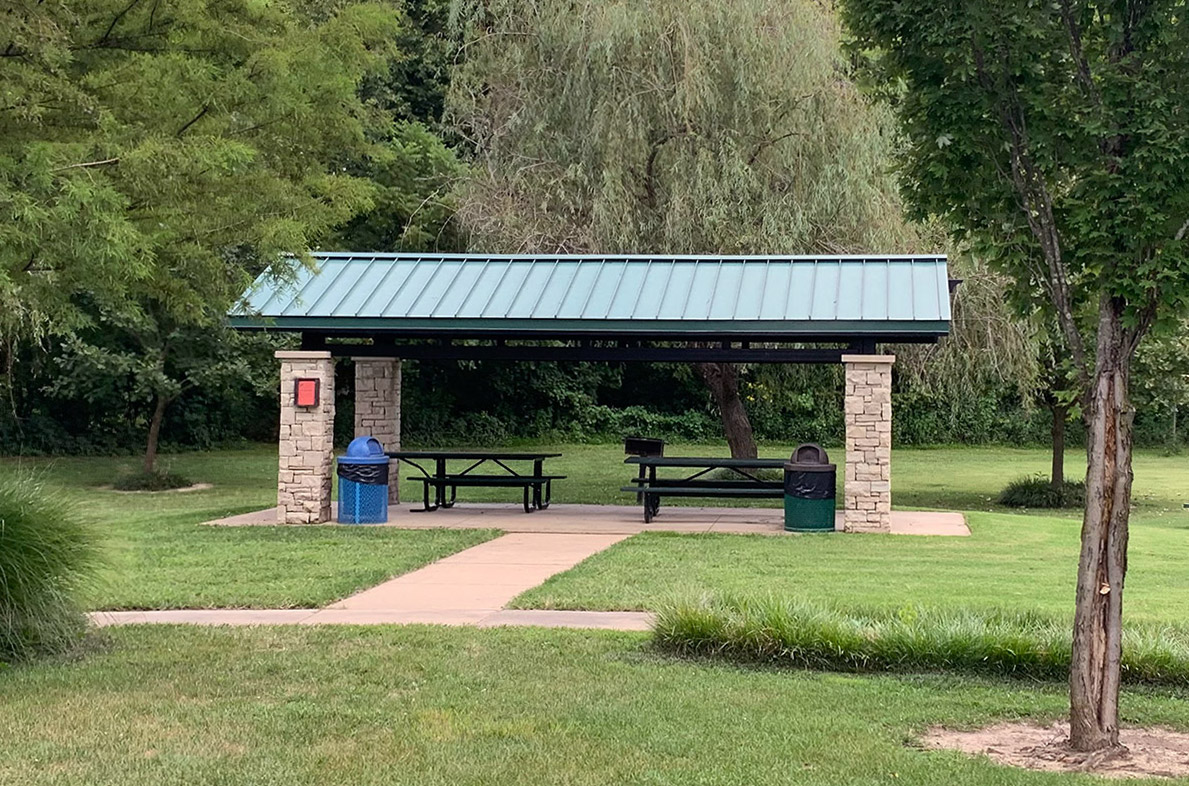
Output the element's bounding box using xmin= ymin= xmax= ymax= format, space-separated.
xmin=337 ymin=436 xmax=389 ymax=465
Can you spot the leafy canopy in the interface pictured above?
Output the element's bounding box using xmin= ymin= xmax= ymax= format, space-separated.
xmin=0 ymin=0 xmax=398 ymax=340
xmin=840 ymin=0 xmax=1189 ymax=369
xmin=448 ymin=0 xmax=933 ymax=255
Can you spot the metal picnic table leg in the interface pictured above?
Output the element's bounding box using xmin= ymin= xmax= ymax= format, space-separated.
xmin=532 ymin=458 xmax=544 ymax=510
xmin=435 ymin=458 xmax=449 ymax=508
xmin=421 ymin=479 xmax=438 ymax=513
xmin=649 ymin=465 xmax=660 ymax=518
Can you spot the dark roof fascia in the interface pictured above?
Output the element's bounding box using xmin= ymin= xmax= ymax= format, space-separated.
xmin=227 ymin=315 xmax=949 ymax=340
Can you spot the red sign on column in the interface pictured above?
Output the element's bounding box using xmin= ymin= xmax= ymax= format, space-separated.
xmin=294 ymin=378 xmax=320 ymax=407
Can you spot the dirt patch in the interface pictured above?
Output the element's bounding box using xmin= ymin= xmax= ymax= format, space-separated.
xmin=103 ymin=483 xmax=213 ymax=494
xmin=922 ymin=721 xmax=1189 ymax=779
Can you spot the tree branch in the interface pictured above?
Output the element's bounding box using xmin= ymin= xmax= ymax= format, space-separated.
xmin=1175 ymin=217 xmax=1189 ymax=242
xmin=747 ymin=130 xmax=805 ymax=166
xmin=97 ymin=0 xmax=145 ymax=46
xmin=177 ymin=104 xmax=209 ymax=137
xmin=1059 ymin=0 xmax=1100 ymax=104
xmin=972 ymin=38 xmax=1089 ymax=387
xmin=51 ymin=157 xmax=120 ymax=172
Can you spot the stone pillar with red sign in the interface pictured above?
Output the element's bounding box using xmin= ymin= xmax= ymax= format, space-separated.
xmin=276 ymin=350 xmax=335 ymax=523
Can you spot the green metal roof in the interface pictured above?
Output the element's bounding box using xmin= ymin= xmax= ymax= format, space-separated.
xmin=230 ymin=253 xmax=951 ymax=339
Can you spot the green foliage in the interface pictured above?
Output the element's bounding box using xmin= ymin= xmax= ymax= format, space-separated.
xmin=840 ymin=0 xmax=1189 ymax=365
xmin=0 ymin=328 xmax=289 ymax=456
xmin=0 ymin=0 xmax=409 ymax=469
xmin=1 ymin=0 xmax=397 ymax=340
xmin=1133 ymin=321 xmax=1189 ymax=446
xmin=110 ymin=471 xmax=193 ymax=492
xmin=999 ymin=475 xmax=1087 ymax=509
xmin=0 ymin=473 xmax=98 ymax=664
xmin=450 ymin=0 xmax=931 ymax=255
xmin=332 ymin=122 xmax=467 ymax=252
xmin=654 ymin=595 xmax=1189 ymax=687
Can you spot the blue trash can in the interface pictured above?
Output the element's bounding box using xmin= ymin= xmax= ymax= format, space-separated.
xmin=337 ymin=436 xmax=390 ymax=524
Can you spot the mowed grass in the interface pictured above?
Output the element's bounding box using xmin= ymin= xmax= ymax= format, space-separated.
xmin=3 ymin=443 xmax=1185 ymax=614
xmin=510 ymin=446 xmax=1189 ymax=621
xmin=3 ymin=624 xmax=1189 ymax=786
xmin=1 ymin=449 xmax=496 ymax=610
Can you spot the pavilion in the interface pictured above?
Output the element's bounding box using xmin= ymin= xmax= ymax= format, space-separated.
xmin=229 ymin=253 xmax=952 ymax=532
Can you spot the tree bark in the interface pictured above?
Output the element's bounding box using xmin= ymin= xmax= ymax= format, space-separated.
xmin=1068 ymin=297 xmax=1135 ymax=752
xmin=143 ymin=392 xmax=168 ymax=475
xmin=1051 ymin=400 xmax=1067 ymax=489
xmin=694 ymin=362 xmax=758 ymax=458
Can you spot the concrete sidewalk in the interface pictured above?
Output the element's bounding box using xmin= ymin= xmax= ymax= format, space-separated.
xmin=95 ymin=506 xmax=967 ymax=633
xmin=91 ymin=608 xmax=654 ymax=631
xmin=91 ymin=532 xmax=652 ymax=632
xmin=324 ymin=532 xmax=628 ymax=614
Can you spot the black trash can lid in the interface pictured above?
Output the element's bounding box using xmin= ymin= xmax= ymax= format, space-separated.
xmin=785 ymin=442 xmax=834 ymax=471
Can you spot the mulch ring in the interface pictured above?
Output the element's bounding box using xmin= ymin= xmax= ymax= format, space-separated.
xmin=921 ymin=721 xmax=1189 ymax=779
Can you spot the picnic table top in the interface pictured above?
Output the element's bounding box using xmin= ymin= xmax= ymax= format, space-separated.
xmin=624 ymin=456 xmax=788 ymax=468
xmin=386 ymin=451 xmax=562 ymax=460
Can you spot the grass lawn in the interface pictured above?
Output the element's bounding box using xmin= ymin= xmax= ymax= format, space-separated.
xmin=501 ymin=446 xmax=1189 ymax=621
xmin=2 ymin=449 xmax=496 ymax=610
xmin=3 ymin=624 xmax=1188 ymax=786
xmin=4 ymin=443 xmax=1185 ymax=616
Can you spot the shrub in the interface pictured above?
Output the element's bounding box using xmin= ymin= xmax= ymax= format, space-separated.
xmin=111 ymin=470 xmax=193 ymax=492
xmin=653 ymin=595 xmax=1189 ymax=687
xmin=0 ymin=473 xmax=98 ymax=664
xmin=998 ymin=475 xmax=1086 ymax=508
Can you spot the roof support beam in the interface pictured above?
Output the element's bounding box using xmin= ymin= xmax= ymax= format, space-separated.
xmin=306 ymin=338 xmax=856 ymax=364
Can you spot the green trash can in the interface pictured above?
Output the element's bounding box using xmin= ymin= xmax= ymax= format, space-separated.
xmin=783 ymin=443 xmax=836 ymax=533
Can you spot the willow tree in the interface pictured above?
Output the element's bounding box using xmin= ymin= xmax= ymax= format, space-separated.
xmin=448 ymin=0 xmax=929 ymax=455
xmin=841 ymin=0 xmax=1189 ymax=753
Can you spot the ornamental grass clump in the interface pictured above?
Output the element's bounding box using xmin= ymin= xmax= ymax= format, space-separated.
xmin=0 ymin=473 xmax=98 ymax=664
xmin=998 ymin=475 xmax=1086 ymax=509
xmin=654 ymin=596 xmax=1189 ymax=688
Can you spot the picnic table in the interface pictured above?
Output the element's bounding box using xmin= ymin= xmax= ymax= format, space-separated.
xmin=622 ymin=456 xmax=786 ymax=523
xmin=387 ymin=451 xmax=564 ymax=513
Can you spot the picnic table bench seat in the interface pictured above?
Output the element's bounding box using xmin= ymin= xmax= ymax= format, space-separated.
xmin=388 ymin=451 xmax=564 ymax=513
xmin=625 ymin=455 xmax=787 ymax=522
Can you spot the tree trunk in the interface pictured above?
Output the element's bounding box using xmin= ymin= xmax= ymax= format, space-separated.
xmin=1068 ymin=298 xmax=1134 ymax=753
xmin=1051 ymin=401 xmax=1067 ymax=489
xmin=143 ymin=393 xmax=168 ymax=475
xmin=694 ymin=362 xmax=758 ymax=458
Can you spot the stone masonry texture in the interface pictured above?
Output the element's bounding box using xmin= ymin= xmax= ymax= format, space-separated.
xmin=276 ymin=350 xmax=335 ymax=524
xmin=842 ymin=354 xmax=894 ymax=533
xmin=353 ymin=358 xmax=401 ymax=503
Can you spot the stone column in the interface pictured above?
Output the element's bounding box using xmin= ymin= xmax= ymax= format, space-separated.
xmin=353 ymin=357 xmax=401 ymax=503
xmin=276 ymin=350 xmax=335 ymax=524
xmin=842 ymin=354 xmax=894 ymax=533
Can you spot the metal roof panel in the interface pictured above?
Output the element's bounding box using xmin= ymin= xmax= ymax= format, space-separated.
xmin=232 ymin=253 xmax=951 ymax=338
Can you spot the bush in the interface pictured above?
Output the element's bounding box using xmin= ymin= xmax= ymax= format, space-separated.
xmin=0 ymin=474 xmax=98 ymax=664
xmin=111 ymin=470 xmax=193 ymax=492
xmin=998 ymin=475 xmax=1086 ymax=508
xmin=653 ymin=595 xmax=1189 ymax=687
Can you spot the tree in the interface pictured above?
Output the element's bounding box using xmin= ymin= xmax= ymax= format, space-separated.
xmin=840 ymin=0 xmax=1189 ymax=752
xmin=448 ymin=0 xmax=931 ymax=455
xmin=334 ymin=0 xmax=469 ymax=253
xmin=48 ymin=310 xmax=258 ymax=473
xmin=1133 ymin=321 xmax=1189 ymax=448
xmin=1 ymin=0 xmax=398 ymax=470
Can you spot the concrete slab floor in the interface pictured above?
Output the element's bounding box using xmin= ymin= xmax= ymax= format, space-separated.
xmin=206 ymin=504 xmax=969 ymax=537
